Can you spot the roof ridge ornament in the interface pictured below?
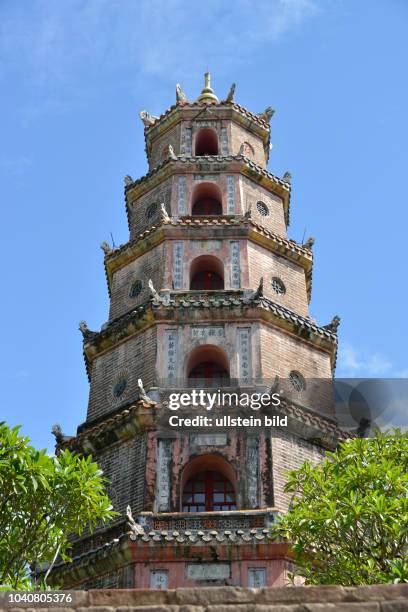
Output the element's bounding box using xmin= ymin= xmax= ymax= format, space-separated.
xmin=197 ymin=71 xmax=219 ymax=104
xmin=139 ymin=110 xmax=158 ymax=128
xmin=100 ymin=241 xmax=113 ymax=255
xmin=137 ymin=378 xmax=156 ymax=406
xmin=127 ymin=505 xmax=145 ymax=538
xmin=303 ymin=236 xmax=315 ymax=250
xmin=253 ymin=276 xmax=264 ymax=299
xmin=168 ymin=144 xmax=178 ymax=160
xmin=176 ymin=83 xmax=188 ymax=105
xmin=257 ymin=106 xmax=275 ymax=123
xmin=160 ymin=202 xmax=171 ymax=222
xmin=79 ymin=320 xmax=96 ymax=341
xmin=323 ymin=315 xmax=341 ymax=333
xmin=222 ymin=82 xmax=236 ymax=103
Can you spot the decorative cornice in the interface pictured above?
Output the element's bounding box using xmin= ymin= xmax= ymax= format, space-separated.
xmin=277 ymin=396 xmax=350 ymax=443
xmin=130 ymin=527 xmax=275 ymax=544
xmin=82 ymin=294 xmax=337 ymax=379
xmin=103 ymin=216 xmax=312 ymax=299
xmin=144 ymin=101 xmax=270 ymax=133
xmin=124 ymin=155 xmax=291 ymax=226
xmin=46 ymin=529 xmax=291 ymax=587
xmin=57 ymin=401 xmax=155 ymax=454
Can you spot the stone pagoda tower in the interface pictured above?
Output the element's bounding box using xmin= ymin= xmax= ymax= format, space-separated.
xmin=50 ymin=74 xmax=346 ymax=589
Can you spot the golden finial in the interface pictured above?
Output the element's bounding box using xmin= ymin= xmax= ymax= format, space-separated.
xmin=197 ymin=71 xmax=219 ymax=104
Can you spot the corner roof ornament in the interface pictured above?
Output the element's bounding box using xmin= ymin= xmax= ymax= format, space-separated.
xmin=196 ymin=72 xmax=219 ymax=104
xmin=176 ymin=83 xmax=188 ymax=105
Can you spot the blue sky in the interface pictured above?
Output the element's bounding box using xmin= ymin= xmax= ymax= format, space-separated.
xmin=1 ymin=0 xmax=407 ymax=451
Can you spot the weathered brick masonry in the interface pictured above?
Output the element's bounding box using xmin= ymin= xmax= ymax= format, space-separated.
xmin=50 ymin=74 xmax=347 ymax=589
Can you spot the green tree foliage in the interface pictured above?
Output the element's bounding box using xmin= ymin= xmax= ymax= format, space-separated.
xmin=273 ymin=429 xmax=408 ymax=585
xmin=0 ymin=422 xmax=117 ymax=589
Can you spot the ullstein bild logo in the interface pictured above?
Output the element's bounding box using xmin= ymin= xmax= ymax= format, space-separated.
xmin=168 ymin=413 xmax=288 ymax=428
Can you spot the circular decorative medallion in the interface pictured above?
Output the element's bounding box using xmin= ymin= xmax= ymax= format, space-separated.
xmin=271 ymin=277 xmax=286 ymax=295
xmin=289 ymin=370 xmax=306 ymax=392
xmin=129 ymin=279 xmax=143 ymax=299
xmin=256 ymin=201 xmax=269 ymax=216
xmin=113 ymin=378 xmax=127 ymax=398
xmin=146 ymin=203 xmax=158 ymax=219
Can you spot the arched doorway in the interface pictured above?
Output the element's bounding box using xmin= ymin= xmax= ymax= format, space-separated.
xmin=190 ymin=255 xmax=224 ymax=290
xmin=181 ymin=455 xmax=237 ymax=512
xmin=195 ymin=128 xmax=219 ymax=156
xmin=192 ymin=182 xmax=222 ymax=216
xmin=187 ymin=344 xmax=230 ymax=386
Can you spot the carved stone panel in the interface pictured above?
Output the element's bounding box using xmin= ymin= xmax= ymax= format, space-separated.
xmin=172 ymin=241 xmax=184 ymax=289
xmin=186 ymin=563 xmax=230 ymax=580
xmin=220 ymin=127 xmax=229 ymax=155
xmin=227 ymin=175 xmax=235 ymax=214
xmin=237 ymin=327 xmax=251 ymax=382
xmin=194 ymin=120 xmax=218 ymax=128
xmin=193 ymin=174 xmax=219 ymax=181
xmin=230 ymin=241 xmax=241 ymax=289
xmin=246 ymin=437 xmax=259 ymax=507
xmin=191 ymin=326 xmax=224 ymax=340
xmin=178 ymin=176 xmax=186 ymax=214
xmin=181 ymin=126 xmax=192 ymax=156
xmin=190 ymin=433 xmax=227 ymax=446
xmin=155 ymin=439 xmax=172 ymax=512
xmin=192 ymin=239 xmax=222 ymax=252
xmin=164 ymin=328 xmax=178 ymax=380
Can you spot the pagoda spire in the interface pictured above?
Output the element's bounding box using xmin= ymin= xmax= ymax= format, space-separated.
xmin=196 ymin=71 xmax=219 ymax=104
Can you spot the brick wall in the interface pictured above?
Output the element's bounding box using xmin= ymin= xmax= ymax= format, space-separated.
xmin=96 ymin=434 xmax=147 ymax=517
xmin=259 ymin=325 xmax=332 ymax=379
xmin=109 ymin=243 xmax=166 ymax=320
xmin=259 ymin=325 xmax=334 ymax=415
xmin=240 ymin=176 xmax=287 ymax=235
xmin=247 ymin=242 xmax=309 ymax=316
xmin=230 ymin=121 xmax=267 ymax=167
xmin=271 ymin=431 xmax=326 ymax=511
xmin=128 ymin=178 xmax=172 ymax=239
xmin=148 ymin=123 xmax=182 ymax=170
xmin=86 ymin=327 xmax=157 ymax=422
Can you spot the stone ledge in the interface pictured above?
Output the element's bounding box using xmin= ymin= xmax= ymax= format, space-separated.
xmin=1 ymin=585 xmax=408 ymax=611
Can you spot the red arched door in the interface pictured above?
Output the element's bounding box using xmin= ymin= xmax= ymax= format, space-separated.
xmin=182 ymin=470 xmax=236 ymax=512
xmin=188 ymin=361 xmax=229 ymax=385
xmin=190 ymin=270 xmax=224 ymax=290
xmin=192 ymin=197 xmax=222 ymax=216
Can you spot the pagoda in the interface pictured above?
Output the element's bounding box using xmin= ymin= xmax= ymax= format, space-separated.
xmin=50 ymin=74 xmax=346 ymax=589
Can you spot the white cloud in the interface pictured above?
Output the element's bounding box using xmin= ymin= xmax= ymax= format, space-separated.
xmin=337 ymin=343 xmax=407 ymax=378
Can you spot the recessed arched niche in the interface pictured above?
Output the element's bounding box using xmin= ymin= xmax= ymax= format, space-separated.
xmin=186 ymin=344 xmax=230 ymax=386
xmin=192 ymin=182 xmax=222 ymax=216
xmin=190 ymin=255 xmax=224 ymax=290
xmin=194 ymin=128 xmax=219 ymax=156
